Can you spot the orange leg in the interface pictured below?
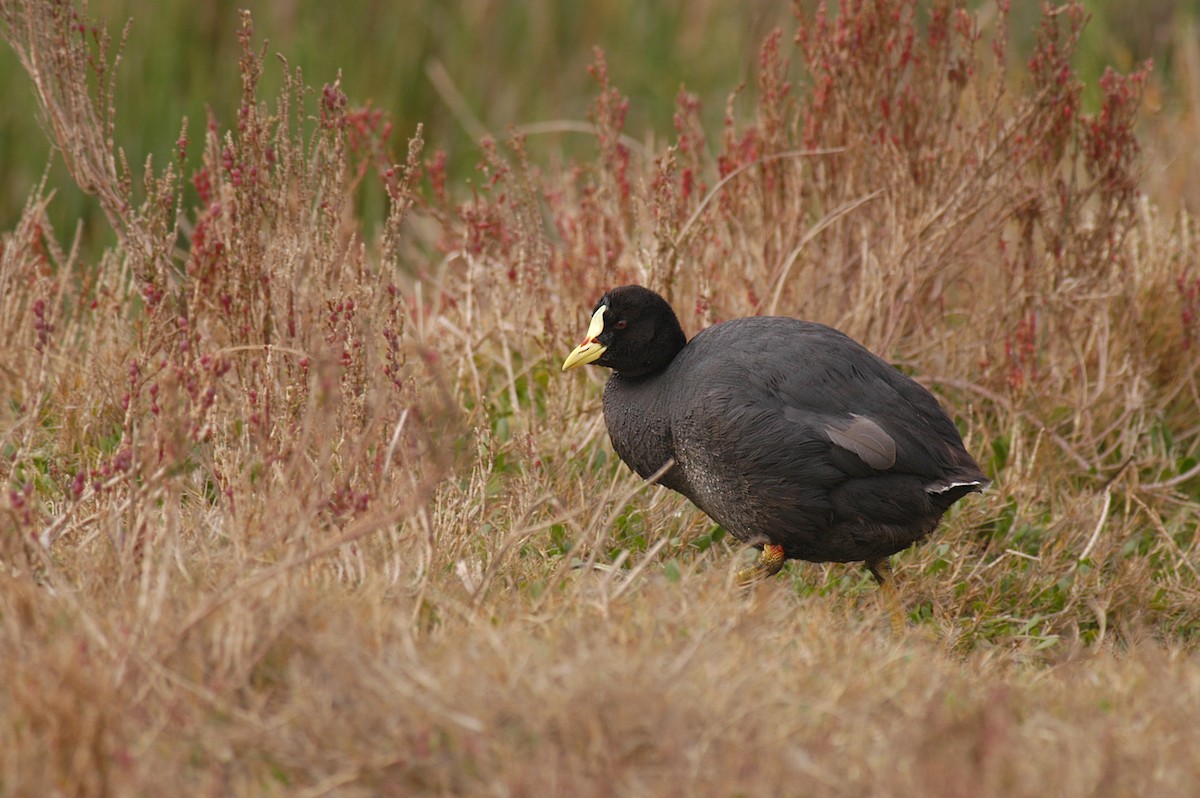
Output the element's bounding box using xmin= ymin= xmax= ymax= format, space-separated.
xmin=736 ymin=543 xmax=786 ymax=586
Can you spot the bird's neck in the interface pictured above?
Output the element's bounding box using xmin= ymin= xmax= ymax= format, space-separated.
xmin=602 ymin=375 xmax=676 ymax=484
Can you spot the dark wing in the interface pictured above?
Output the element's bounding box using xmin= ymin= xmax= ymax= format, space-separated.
xmin=666 ymin=316 xmax=985 ymax=509
xmin=761 ymin=320 xmax=985 ymax=486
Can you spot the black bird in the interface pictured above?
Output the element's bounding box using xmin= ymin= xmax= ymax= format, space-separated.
xmin=562 ymin=285 xmax=987 ymax=613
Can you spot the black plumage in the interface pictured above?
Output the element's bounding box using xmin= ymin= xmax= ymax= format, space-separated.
xmin=562 ymin=285 xmax=988 ymax=594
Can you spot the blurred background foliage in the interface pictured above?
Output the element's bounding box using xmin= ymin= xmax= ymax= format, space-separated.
xmin=1 ymin=0 xmax=1197 ymax=253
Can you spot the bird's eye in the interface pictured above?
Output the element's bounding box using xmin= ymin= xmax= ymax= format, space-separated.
xmin=614 ymin=319 xmax=628 ymax=330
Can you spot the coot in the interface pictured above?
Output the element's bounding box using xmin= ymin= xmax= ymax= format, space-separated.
xmin=562 ymin=285 xmax=987 ymax=599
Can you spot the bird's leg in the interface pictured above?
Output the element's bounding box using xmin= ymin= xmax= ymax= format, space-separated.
xmin=736 ymin=543 xmax=786 ymax=586
xmin=867 ymin=557 xmax=906 ymax=636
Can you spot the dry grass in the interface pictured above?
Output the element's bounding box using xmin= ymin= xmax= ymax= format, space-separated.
xmin=1 ymin=0 xmax=1199 ymax=794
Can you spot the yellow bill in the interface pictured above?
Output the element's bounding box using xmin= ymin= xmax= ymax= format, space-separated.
xmin=562 ymin=304 xmax=608 ymax=371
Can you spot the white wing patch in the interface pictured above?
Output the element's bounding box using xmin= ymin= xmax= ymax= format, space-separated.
xmin=826 ymin=414 xmax=897 ymax=470
xmin=927 ymin=479 xmax=988 ymax=494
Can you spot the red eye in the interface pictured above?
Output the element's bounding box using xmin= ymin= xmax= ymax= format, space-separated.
xmin=615 ymin=320 xmax=628 ymax=330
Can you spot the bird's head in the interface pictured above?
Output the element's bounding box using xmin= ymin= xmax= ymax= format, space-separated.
xmin=561 ymin=285 xmax=687 ymax=378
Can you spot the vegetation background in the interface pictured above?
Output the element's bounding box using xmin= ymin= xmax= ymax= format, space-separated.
xmin=1 ymin=0 xmax=1199 ymax=794
xmin=3 ymin=0 xmax=1199 ymax=242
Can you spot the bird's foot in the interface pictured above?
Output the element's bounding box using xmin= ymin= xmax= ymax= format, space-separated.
xmin=867 ymin=558 xmax=906 ymax=636
xmin=736 ymin=544 xmax=786 ymax=586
